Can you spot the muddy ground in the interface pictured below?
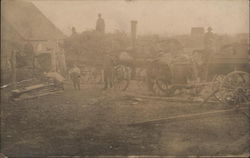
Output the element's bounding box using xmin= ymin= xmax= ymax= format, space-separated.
xmin=1 ymin=82 xmax=249 ymax=157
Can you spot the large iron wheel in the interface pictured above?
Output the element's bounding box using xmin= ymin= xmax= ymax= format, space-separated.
xmin=211 ymin=74 xmax=225 ymax=92
xmin=135 ymin=68 xmax=148 ymax=88
xmin=113 ymin=65 xmax=131 ymax=91
xmin=215 ymin=71 xmax=250 ymax=106
xmin=146 ymin=62 xmax=172 ymax=96
xmin=150 ymin=78 xmax=171 ymax=96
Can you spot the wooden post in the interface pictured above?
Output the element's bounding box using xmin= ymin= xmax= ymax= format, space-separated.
xmin=11 ymin=49 xmax=17 ymax=89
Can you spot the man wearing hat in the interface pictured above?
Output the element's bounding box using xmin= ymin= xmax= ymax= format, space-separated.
xmin=204 ymin=26 xmax=215 ymax=51
xmin=103 ymin=54 xmax=114 ymax=90
xmin=69 ymin=64 xmax=81 ymax=90
xmin=203 ymin=27 xmax=215 ymax=80
xmin=96 ymin=13 xmax=105 ymax=34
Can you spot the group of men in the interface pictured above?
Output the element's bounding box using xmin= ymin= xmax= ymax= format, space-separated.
xmin=68 ymin=12 xmax=217 ymax=90
xmin=68 ymin=13 xmax=107 ymax=90
xmin=69 ymin=54 xmax=115 ymax=91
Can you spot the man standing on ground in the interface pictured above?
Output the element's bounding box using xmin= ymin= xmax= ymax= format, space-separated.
xmin=203 ymin=26 xmax=215 ymax=81
xmin=69 ymin=64 xmax=81 ymax=90
xmin=103 ymin=54 xmax=114 ymax=90
xmin=96 ymin=13 xmax=105 ymax=34
xmin=204 ymin=26 xmax=215 ymax=51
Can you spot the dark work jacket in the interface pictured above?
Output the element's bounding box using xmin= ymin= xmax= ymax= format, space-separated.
xmin=96 ymin=18 xmax=105 ymax=33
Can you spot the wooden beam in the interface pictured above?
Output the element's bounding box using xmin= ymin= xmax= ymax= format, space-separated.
xmin=11 ymin=83 xmax=52 ymax=98
xmin=1 ymin=78 xmax=34 ymax=89
xmin=12 ymin=84 xmax=47 ymax=93
xmin=128 ymin=107 xmax=249 ymax=127
xmin=13 ymin=90 xmax=63 ymax=101
xmin=170 ymin=82 xmax=212 ymax=89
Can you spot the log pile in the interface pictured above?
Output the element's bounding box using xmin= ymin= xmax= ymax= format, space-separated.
xmin=10 ymin=81 xmax=64 ymax=101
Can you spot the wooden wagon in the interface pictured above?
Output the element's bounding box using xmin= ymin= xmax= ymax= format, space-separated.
xmin=114 ymin=43 xmax=249 ymax=107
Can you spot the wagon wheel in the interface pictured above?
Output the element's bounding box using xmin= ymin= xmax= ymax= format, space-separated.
xmin=113 ymin=65 xmax=131 ymax=91
xmin=136 ymin=68 xmax=148 ymax=88
xmin=151 ymin=79 xmax=171 ymax=96
xmin=146 ymin=62 xmax=173 ymax=96
xmin=215 ymin=71 xmax=250 ymax=106
xmin=211 ymin=74 xmax=225 ymax=91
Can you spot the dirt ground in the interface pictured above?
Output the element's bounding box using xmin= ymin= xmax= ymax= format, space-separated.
xmin=1 ymin=81 xmax=249 ymax=157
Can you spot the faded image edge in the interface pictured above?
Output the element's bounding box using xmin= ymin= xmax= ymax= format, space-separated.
xmin=0 ymin=0 xmax=249 ymax=157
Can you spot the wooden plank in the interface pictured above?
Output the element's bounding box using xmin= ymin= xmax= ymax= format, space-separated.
xmin=1 ymin=78 xmax=34 ymax=89
xmin=12 ymin=84 xmax=48 ymax=93
xmin=0 ymin=84 xmax=9 ymax=89
xmin=171 ymin=82 xmax=212 ymax=88
xmin=13 ymin=90 xmax=63 ymax=101
xmin=17 ymin=78 xmax=34 ymax=84
xmin=128 ymin=107 xmax=249 ymax=127
xmin=11 ymin=83 xmax=54 ymax=99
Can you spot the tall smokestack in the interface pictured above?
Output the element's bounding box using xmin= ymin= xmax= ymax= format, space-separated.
xmin=131 ymin=20 xmax=137 ymax=50
xmin=130 ymin=20 xmax=137 ymax=79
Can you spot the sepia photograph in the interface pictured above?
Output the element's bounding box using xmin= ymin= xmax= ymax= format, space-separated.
xmin=0 ymin=0 xmax=249 ymax=157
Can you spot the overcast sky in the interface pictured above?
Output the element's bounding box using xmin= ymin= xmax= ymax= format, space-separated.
xmin=32 ymin=0 xmax=249 ymax=36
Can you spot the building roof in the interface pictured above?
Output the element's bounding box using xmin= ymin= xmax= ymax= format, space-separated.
xmin=1 ymin=18 xmax=25 ymax=42
xmin=1 ymin=0 xmax=65 ymax=41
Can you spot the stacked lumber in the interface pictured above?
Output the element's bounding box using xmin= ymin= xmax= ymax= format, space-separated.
xmin=10 ymin=82 xmax=63 ymax=101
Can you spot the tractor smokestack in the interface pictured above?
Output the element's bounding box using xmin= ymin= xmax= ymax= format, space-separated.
xmin=130 ymin=20 xmax=137 ymax=79
xmin=131 ymin=20 xmax=137 ymax=51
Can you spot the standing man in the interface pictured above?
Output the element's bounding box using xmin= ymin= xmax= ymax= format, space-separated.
xmin=204 ymin=27 xmax=215 ymax=51
xmin=69 ymin=64 xmax=81 ymax=90
xmin=203 ymin=26 xmax=215 ymax=81
xmin=71 ymin=27 xmax=77 ymax=37
xmin=96 ymin=13 xmax=105 ymax=34
xmin=103 ymin=54 xmax=114 ymax=90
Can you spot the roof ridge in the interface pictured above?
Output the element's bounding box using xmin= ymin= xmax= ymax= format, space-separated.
xmin=2 ymin=0 xmax=66 ymax=40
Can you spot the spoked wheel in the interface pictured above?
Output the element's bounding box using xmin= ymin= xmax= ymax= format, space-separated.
xmin=215 ymin=71 xmax=250 ymax=106
xmin=146 ymin=62 xmax=172 ymax=96
xmin=113 ymin=65 xmax=131 ymax=91
xmin=151 ymin=79 xmax=171 ymax=96
xmin=211 ymin=74 xmax=225 ymax=92
xmin=136 ymin=68 xmax=148 ymax=88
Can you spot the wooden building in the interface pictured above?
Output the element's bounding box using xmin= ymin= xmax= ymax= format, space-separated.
xmin=1 ymin=0 xmax=66 ymax=85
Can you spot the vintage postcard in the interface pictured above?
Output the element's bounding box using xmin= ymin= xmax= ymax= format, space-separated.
xmin=1 ymin=0 xmax=249 ymax=157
